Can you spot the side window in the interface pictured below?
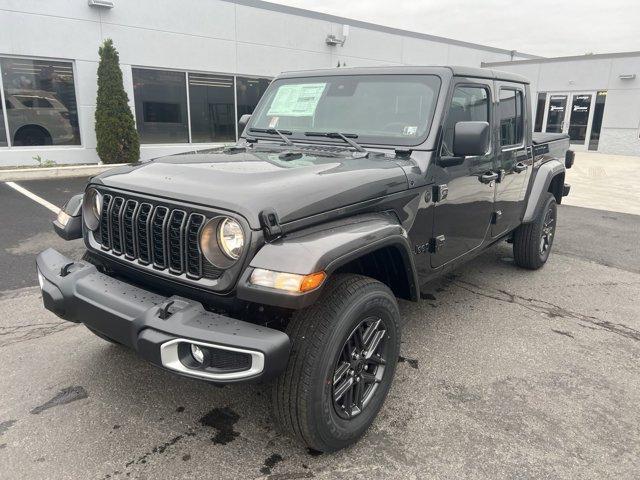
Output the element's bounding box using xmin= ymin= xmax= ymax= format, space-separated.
xmin=442 ymin=85 xmax=489 ymax=156
xmin=499 ymin=88 xmax=524 ymax=147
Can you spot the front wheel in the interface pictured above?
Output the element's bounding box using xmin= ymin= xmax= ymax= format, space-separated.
xmin=513 ymin=192 xmax=557 ymax=269
xmin=272 ymin=274 xmax=401 ymax=452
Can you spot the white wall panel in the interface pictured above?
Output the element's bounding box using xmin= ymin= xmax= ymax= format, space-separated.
xmin=401 ymin=38 xmax=449 ymax=65
xmin=4 ymin=11 xmax=100 ymax=61
xmin=600 ymin=89 xmax=640 ymax=129
xmin=537 ymin=58 xmax=612 ymax=91
xmin=608 ymin=56 xmax=640 ymax=90
xmin=448 ymin=45 xmax=509 ymax=67
xmin=332 ymin=25 xmax=403 ymax=63
xmin=101 ymin=0 xmax=236 ymax=41
xmin=1 ymin=0 xmax=101 ymax=22
xmin=74 ymin=60 xmax=99 ymax=107
xmin=236 ymin=6 xmax=332 ymax=54
xmin=236 ymin=43 xmax=331 ymax=77
xmin=102 ymin=23 xmax=236 ymax=73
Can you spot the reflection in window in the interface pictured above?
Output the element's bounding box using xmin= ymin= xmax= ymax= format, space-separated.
xmin=0 ymin=57 xmax=81 ymax=146
xmin=236 ymin=77 xmax=270 ymax=135
xmin=442 ymin=86 xmax=489 ymax=156
xmin=189 ymin=73 xmax=235 ymax=143
xmin=133 ymin=68 xmax=188 ymax=144
xmin=534 ymin=92 xmax=546 ymax=132
xmin=499 ymin=89 xmax=524 ymax=147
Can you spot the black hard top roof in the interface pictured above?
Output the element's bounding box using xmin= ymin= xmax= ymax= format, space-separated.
xmin=277 ymin=65 xmax=530 ymax=85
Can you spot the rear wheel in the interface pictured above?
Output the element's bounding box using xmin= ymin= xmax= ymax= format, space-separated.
xmin=513 ymin=192 xmax=557 ymax=269
xmin=272 ymin=274 xmax=400 ymax=452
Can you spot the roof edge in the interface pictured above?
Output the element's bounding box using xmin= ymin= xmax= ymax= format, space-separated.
xmin=223 ymin=0 xmax=543 ymax=59
xmin=483 ymin=50 xmax=640 ymax=67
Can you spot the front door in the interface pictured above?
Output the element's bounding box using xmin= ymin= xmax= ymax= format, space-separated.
xmin=492 ymin=83 xmax=533 ymax=237
xmin=542 ymin=92 xmax=596 ymax=151
xmin=431 ymin=80 xmax=496 ymax=268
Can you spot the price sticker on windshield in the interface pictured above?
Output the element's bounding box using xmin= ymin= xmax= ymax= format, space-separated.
xmin=267 ymin=83 xmax=327 ymax=117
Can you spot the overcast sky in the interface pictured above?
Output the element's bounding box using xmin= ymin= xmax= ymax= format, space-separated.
xmin=271 ymin=0 xmax=640 ymax=57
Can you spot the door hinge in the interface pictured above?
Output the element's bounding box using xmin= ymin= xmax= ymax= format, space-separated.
xmin=429 ymin=235 xmax=446 ymax=253
xmin=433 ymin=184 xmax=448 ymax=203
xmin=259 ymin=208 xmax=283 ymax=242
xmin=491 ymin=210 xmax=503 ymax=224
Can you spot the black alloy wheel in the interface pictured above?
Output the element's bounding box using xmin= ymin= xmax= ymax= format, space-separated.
xmin=332 ymin=317 xmax=388 ymax=419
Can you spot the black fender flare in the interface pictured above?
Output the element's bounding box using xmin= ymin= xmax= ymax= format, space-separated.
xmin=236 ymin=212 xmax=420 ymax=309
xmin=522 ymin=159 xmax=565 ymax=223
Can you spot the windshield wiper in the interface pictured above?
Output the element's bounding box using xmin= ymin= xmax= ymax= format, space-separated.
xmin=248 ymin=127 xmax=293 ymax=146
xmin=304 ymin=131 xmax=367 ymax=153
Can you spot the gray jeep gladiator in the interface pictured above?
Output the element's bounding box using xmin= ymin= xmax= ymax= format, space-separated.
xmin=38 ymin=66 xmax=572 ymax=452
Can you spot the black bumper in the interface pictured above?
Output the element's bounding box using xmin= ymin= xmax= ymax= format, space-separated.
xmin=36 ymin=248 xmax=290 ymax=384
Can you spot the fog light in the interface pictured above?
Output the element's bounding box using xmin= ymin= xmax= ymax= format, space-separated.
xmin=191 ymin=344 xmax=205 ymax=364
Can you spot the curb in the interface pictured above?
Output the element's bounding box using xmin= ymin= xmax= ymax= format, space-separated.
xmin=0 ymin=163 xmax=129 ymax=182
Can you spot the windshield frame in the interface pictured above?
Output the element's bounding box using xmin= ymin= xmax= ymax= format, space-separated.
xmin=243 ymin=73 xmax=443 ymax=149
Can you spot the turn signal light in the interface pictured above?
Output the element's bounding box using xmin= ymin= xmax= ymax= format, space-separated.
xmin=250 ymin=269 xmax=326 ymax=293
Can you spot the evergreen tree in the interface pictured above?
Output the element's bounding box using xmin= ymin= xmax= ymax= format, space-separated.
xmin=95 ymin=39 xmax=139 ymax=164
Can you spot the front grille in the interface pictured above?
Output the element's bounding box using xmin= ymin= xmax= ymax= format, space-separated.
xmin=95 ymin=193 xmax=222 ymax=280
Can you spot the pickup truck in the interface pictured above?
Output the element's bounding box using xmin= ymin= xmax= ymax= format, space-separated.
xmin=38 ymin=66 xmax=572 ymax=452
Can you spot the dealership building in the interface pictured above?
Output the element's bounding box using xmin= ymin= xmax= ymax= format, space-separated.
xmin=0 ymin=0 xmax=639 ymax=166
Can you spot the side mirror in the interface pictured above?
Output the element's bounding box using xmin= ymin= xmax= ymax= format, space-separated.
xmin=53 ymin=194 xmax=83 ymax=241
xmin=453 ymin=121 xmax=491 ymax=157
xmin=238 ymin=114 xmax=251 ymax=136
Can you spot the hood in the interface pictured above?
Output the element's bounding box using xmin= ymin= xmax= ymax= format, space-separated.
xmin=93 ymin=147 xmax=409 ymax=229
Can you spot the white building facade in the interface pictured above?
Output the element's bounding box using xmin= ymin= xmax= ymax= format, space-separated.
xmin=484 ymin=52 xmax=640 ymax=157
xmin=0 ymin=0 xmax=537 ymax=166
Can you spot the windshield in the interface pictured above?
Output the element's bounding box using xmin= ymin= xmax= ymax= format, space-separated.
xmin=248 ymin=74 xmax=441 ymax=146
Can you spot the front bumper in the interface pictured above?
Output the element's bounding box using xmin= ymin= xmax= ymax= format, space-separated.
xmin=36 ymin=248 xmax=290 ymax=383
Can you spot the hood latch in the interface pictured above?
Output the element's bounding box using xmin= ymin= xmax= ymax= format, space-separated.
xmin=259 ymin=209 xmax=283 ymax=242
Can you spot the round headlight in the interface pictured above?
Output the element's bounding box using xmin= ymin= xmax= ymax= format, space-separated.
xmin=82 ymin=188 xmax=102 ymax=231
xmin=218 ymin=218 xmax=244 ymax=260
xmin=200 ymin=217 xmax=245 ymax=267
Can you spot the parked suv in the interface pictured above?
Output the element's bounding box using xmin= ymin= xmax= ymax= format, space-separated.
xmin=39 ymin=66 xmax=572 ymax=452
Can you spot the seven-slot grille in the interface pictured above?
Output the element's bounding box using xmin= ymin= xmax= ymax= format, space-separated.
xmin=97 ymin=193 xmax=221 ymax=280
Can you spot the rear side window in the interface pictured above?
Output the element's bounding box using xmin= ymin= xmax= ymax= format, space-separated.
xmin=499 ymin=88 xmax=524 ymax=147
xmin=441 ymin=85 xmax=489 ymax=156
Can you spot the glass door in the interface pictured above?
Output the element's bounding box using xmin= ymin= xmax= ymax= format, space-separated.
xmin=567 ymin=93 xmax=593 ymax=148
xmin=544 ymin=95 xmax=568 ymax=133
xmin=541 ymin=92 xmax=597 ymax=151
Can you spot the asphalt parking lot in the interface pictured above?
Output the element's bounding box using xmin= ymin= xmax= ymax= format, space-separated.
xmin=1 ymin=176 xmax=639 ymax=479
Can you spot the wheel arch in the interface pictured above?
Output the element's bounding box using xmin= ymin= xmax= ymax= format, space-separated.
xmin=236 ymin=213 xmax=420 ymax=308
xmin=522 ymin=159 xmax=565 ymax=223
xmin=13 ymin=123 xmax=52 ymax=144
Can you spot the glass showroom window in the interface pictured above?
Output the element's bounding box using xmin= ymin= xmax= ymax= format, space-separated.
xmin=133 ymin=68 xmax=189 ymax=144
xmin=0 ymin=57 xmax=81 ymax=146
xmin=188 ymin=73 xmax=235 ymax=143
xmin=236 ymin=76 xmax=271 ymax=134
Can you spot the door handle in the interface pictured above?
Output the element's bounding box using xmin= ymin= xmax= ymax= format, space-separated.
xmin=514 ymin=162 xmax=527 ymax=173
xmin=479 ymin=172 xmax=499 ymax=184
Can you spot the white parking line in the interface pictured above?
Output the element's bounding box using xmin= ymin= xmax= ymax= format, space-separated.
xmin=4 ymin=181 xmax=61 ymax=214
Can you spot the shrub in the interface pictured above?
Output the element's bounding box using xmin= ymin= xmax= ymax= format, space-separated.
xmin=95 ymin=39 xmax=139 ymax=164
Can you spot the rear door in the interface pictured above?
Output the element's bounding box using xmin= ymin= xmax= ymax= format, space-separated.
xmin=431 ymin=79 xmax=496 ymax=268
xmin=492 ymin=83 xmax=533 ymax=237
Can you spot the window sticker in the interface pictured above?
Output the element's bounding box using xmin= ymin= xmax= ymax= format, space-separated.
xmin=267 ymin=83 xmax=327 ymax=117
xmin=268 ymin=116 xmax=279 ymax=128
xmin=402 ymin=126 xmax=418 ymax=136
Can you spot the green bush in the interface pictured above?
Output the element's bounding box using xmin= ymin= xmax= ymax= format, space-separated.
xmin=95 ymin=39 xmax=139 ymax=164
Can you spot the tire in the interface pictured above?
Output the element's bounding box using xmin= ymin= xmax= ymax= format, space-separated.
xmin=86 ymin=326 xmax=121 ymax=345
xmin=513 ymin=192 xmax=557 ymax=270
xmin=272 ymin=274 xmax=401 ymax=452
